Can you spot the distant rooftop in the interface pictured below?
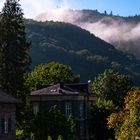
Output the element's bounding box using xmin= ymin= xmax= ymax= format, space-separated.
xmin=31 ymin=83 xmax=92 ymax=96
xmin=0 ymin=90 xmax=17 ymax=103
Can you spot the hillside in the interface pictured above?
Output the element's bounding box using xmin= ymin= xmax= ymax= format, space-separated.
xmin=36 ymin=9 xmax=140 ymax=59
xmin=26 ymin=20 xmax=140 ymax=85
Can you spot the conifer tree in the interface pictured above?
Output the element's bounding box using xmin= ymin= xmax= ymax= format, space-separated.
xmin=0 ymin=0 xmax=30 ymax=98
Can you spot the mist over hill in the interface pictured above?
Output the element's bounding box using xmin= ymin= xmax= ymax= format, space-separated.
xmin=36 ymin=9 xmax=140 ymax=59
xmin=25 ymin=20 xmax=140 ymax=85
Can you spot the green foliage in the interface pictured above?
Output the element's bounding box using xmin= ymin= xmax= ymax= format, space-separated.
xmin=67 ymin=115 xmax=76 ymax=140
xmin=18 ymin=110 xmax=35 ymax=140
xmin=57 ymin=135 xmax=63 ymax=140
xmin=0 ymin=0 xmax=31 ymax=132
xmin=96 ymin=98 xmax=114 ymax=109
xmin=25 ymin=19 xmax=140 ymax=85
xmin=90 ymin=69 xmax=134 ymax=140
xmin=16 ymin=129 xmax=24 ymax=139
xmin=0 ymin=0 xmax=30 ymax=97
xmin=48 ymin=136 xmax=52 ymax=140
xmin=89 ymin=105 xmax=114 ymax=140
xmin=92 ymin=69 xmax=134 ymax=108
xmin=25 ymin=62 xmax=80 ymax=91
xmin=22 ymin=105 xmax=76 ymax=140
xmin=107 ymin=90 xmax=140 ymax=140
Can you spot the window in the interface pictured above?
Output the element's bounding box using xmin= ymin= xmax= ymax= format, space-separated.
xmin=4 ymin=120 xmax=8 ymax=134
xmin=33 ymin=103 xmax=39 ymax=115
xmin=79 ymin=103 xmax=84 ymax=118
xmin=65 ymin=102 xmax=72 ymax=116
xmin=0 ymin=114 xmax=12 ymax=134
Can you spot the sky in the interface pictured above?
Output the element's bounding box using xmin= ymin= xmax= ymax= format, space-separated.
xmin=0 ymin=0 xmax=140 ymax=18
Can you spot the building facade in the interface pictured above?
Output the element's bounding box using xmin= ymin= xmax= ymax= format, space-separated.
xmin=0 ymin=90 xmax=17 ymax=140
xmin=30 ymin=83 xmax=97 ymax=140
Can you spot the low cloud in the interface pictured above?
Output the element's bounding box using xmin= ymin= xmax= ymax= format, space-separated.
xmin=19 ymin=0 xmax=59 ymax=18
xmin=82 ymin=20 xmax=140 ymax=42
xmin=36 ymin=8 xmax=140 ymax=42
xmin=36 ymin=8 xmax=82 ymax=24
xmin=35 ymin=8 xmax=140 ymax=58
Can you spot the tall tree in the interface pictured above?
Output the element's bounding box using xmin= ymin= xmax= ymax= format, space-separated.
xmin=107 ymin=90 xmax=140 ymax=140
xmin=0 ymin=0 xmax=30 ymax=98
xmin=92 ymin=69 xmax=133 ymax=109
xmin=90 ymin=69 xmax=134 ymax=140
xmin=25 ymin=62 xmax=80 ymax=91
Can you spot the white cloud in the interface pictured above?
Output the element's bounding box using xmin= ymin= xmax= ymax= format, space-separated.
xmin=19 ymin=0 xmax=71 ymax=18
xmin=36 ymin=8 xmax=140 ymax=42
xmin=0 ymin=0 xmax=5 ymax=10
xmin=81 ymin=20 xmax=137 ymax=42
xmin=19 ymin=0 xmax=56 ymax=18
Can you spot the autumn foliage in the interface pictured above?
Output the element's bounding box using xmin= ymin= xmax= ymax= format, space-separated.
xmin=107 ymin=90 xmax=140 ymax=140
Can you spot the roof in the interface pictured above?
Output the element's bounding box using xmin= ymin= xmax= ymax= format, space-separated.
xmin=65 ymin=83 xmax=89 ymax=93
xmin=0 ymin=90 xmax=18 ymax=103
xmin=31 ymin=83 xmax=91 ymax=96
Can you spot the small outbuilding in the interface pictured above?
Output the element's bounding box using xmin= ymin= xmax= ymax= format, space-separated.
xmin=0 ymin=90 xmax=17 ymax=140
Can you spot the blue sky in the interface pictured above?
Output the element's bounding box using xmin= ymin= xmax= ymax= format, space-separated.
xmin=0 ymin=0 xmax=140 ymax=18
xmin=70 ymin=0 xmax=140 ymax=16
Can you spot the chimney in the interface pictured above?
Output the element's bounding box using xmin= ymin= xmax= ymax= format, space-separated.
xmin=88 ymin=80 xmax=92 ymax=94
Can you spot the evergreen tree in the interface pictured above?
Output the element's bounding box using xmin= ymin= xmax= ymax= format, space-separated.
xmin=92 ymin=69 xmax=133 ymax=108
xmin=110 ymin=11 xmax=113 ymax=16
xmin=104 ymin=10 xmax=107 ymax=15
xmin=0 ymin=0 xmax=30 ymax=98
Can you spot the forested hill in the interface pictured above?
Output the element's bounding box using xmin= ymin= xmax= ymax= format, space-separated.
xmin=25 ymin=20 xmax=140 ymax=85
xmin=36 ymin=9 xmax=140 ymax=59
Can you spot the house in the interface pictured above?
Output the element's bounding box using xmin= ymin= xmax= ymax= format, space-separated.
xmin=30 ymin=83 xmax=97 ymax=140
xmin=0 ymin=90 xmax=17 ymax=140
